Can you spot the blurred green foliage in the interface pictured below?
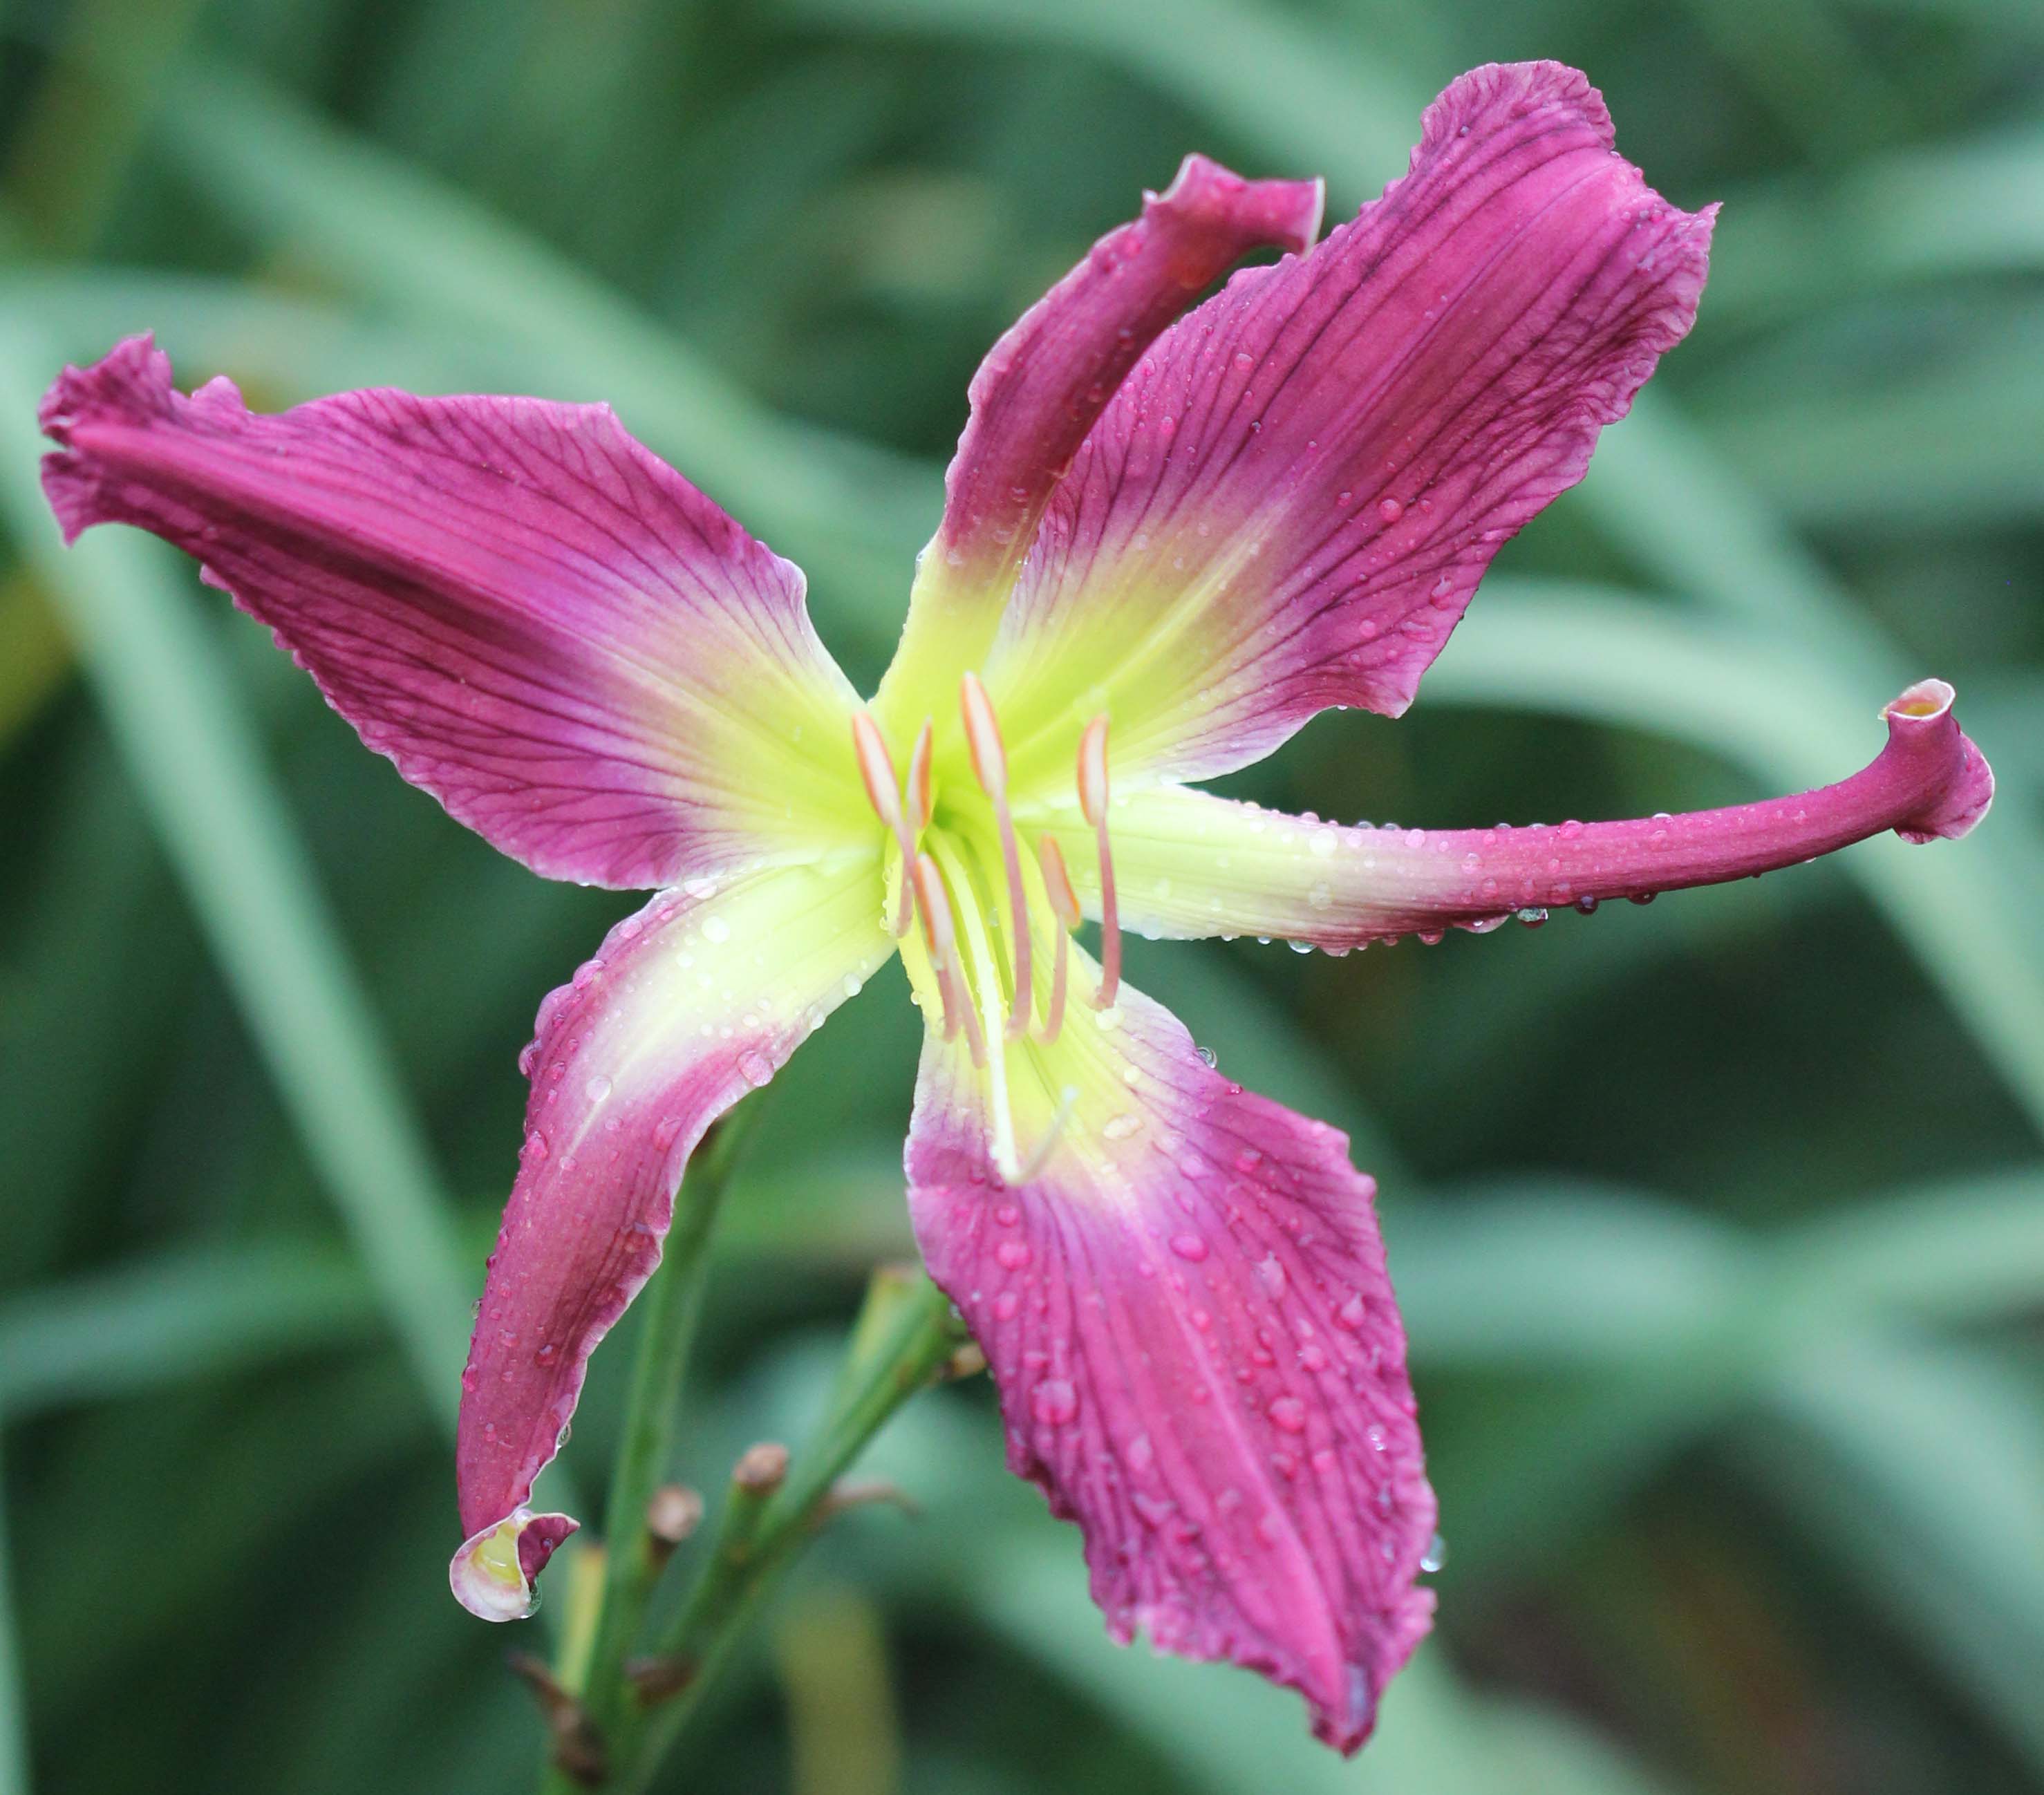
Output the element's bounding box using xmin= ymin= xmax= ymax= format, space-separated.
xmin=1 ymin=0 xmax=2040 ymax=1791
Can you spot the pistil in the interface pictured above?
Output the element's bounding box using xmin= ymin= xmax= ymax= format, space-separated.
xmin=1077 ymin=715 xmax=1121 ymax=1008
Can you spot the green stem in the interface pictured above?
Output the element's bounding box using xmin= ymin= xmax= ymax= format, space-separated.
xmin=536 ymin=1105 xmax=757 ymax=1790
xmin=601 ymin=1269 xmax=962 ymax=1795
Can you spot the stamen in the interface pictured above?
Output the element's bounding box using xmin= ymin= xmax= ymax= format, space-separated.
xmin=906 ymin=719 xmax=935 ymax=834
xmin=850 ymin=712 xmax=919 ymax=937
xmin=1035 ymin=835 xmax=1079 ymax=1044
xmin=1077 ymin=715 xmax=1121 ymax=1008
xmin=912 ymin=853 xmax=986 ymax=1066
xmin=961 ymin=673 xmax=1033 ymax=1039
xmin=1011 ymin=1084 xmax=1079 ymax=1185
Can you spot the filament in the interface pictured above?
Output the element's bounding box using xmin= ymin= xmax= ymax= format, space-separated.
xmin=850 ymin=712 xmax=919 ymax=937
xmin=961 ymin=673 xmax=1033 ymax=1038
xmin=1077 ymin=715 xmax=1121 ymax=1007
xmin=905 ymin=719 xmax=935 ymax=834
xmin=1035 ymin=834 xmax=1079 ymax=1044
xmin=912 ymin=852 xmax=986 ymax=1067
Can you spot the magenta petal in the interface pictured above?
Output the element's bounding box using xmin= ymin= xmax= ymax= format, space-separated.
xmin=984 ymin=62 xmax=1716 ymax=784
xmin=41 ymin=336 xmax=866 ymax=889
xmin=879 ymin=156 xmax=1323 ymax=715
xmin=1042 ymin=678 xmax=1994 ymax=949
xmin=907 ymin=985 xmax=1435 ymax=1750
xmin=453 ymin=861 xmax=891 ymax=1612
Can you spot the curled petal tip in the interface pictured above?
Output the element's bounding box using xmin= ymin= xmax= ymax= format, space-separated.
xmin=1157 ymin=153 xmax=1325 ymax=259
xmin=1884 ymin=676 xmax=1956 ymax=722
xmin=449 ymin=1507 xmax=578 ymax=1622
xmin=1882 ymin=678 xmax=1994 ymax=843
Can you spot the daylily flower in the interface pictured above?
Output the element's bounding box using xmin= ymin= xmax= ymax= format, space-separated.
xmin=39 ymin=61 xmax=1991 ymax=1752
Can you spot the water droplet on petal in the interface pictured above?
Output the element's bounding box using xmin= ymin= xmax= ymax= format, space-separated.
xmin=735 ymin=1050 xmax=773 ymax=1088
xmin=1170 ymin=1232 xmax=1209 ymax=1262
xmin=1268 ymin=1396 xmax=1308 ymax=1434
xmin=1032 ymin=1380 xmax=1078 ymax=1425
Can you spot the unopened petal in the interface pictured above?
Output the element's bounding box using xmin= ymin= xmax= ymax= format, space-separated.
xmin=906 ymin=977 xmax=1434 ymax=1750
xmin=878 ymin=156 xmax=1323 ymax=729
xmin=453 ymin=858 xmax=892 ymax=1599
xmin=982 ymin=62 xmax=1714 ymax=794
xmin=1029 ymin=679 xmax=1993 ymax=948
xmin=41 ymin=335 xmax=868 ymax=888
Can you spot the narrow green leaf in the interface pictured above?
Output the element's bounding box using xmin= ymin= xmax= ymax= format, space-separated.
xmin=0 ymin=319 xmax=471 ymax=1415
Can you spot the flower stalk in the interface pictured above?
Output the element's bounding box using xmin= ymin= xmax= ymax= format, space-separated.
xmin=544 ymin=1268 xmax=962 ymax=1795
xmin=536 ymin=1104 xmax=757 ymax=1787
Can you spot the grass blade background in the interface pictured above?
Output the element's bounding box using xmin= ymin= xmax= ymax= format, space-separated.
xmin=1 ymin=2 xmax=2037 ymax=1792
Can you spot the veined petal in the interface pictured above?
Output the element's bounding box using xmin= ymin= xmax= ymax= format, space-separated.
xmin=982 ymin=62 xmax=1715 ymax=791
xmin=876 ymin=158 xmax=1323 ymax=731
xmin=906 ymin=977 xmax=1435 ymax=1750
xmin=41 ymin=335 xmax=868 ymax=888
xmin=453 ymin=855 xmax=891 ymax=1617
xmin=1028 ymin=680 xmax=1992 ymax=949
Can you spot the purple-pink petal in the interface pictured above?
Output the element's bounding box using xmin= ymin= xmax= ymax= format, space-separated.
xmin=453 ymin=861 xmax=890 ymax=1613
xmin=879 ymin=156 xmax=1322 ymax=711
xmin=908 ymin=984 xmax=1434 ymax=1751
xmin=1035 ymin=678 xmax=1994 ymax=950
xmin=41 ymin=335 xmax=865 ymax=890
xmin=984 ymin=61 xmax=1716 ymax=784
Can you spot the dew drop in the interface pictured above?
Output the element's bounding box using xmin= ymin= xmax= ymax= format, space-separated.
xmin=996 ymin=1239 xmax=1033 ymax=1271
xmin=1032 ymin=1379 xmax=1078 ymax=1425
xmin=1421 ymin=1532 xmax=1448 ymax=1574
xmin=700 ymin=916 xmax=731 ymax=944
xmin=1268 ymin=1395 xmax=1308 ymax=1434
xmin=735 ymin=1050 xmax=773 ymax=1088
xmin=1132 ymin=1492 xmax=1174 ymax=1529
xmin=1170 ymin=1232 xmax=1210 ymax=1262
xmin=584 ymin=1074 xmax=612 ymax=1102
